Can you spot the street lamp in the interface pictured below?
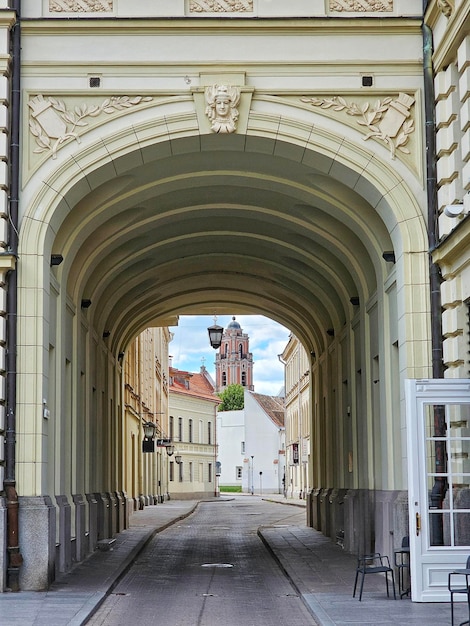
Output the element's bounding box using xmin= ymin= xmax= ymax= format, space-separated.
xmin=207 ymin=316 xmax=224 ymax=349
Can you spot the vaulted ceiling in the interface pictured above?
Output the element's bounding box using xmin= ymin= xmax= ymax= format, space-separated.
xmin=52 ymin=135 xmax=393 ymax=355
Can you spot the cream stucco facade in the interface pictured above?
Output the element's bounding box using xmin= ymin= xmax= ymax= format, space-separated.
xmin=124 ymin=327 xmax=171 ymax=508
xmin=0 ymin=0 xmax=466 ymax=598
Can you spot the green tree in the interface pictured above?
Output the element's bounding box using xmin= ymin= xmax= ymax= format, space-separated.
xmin=217 ymin=383 xmax=244 ymax=411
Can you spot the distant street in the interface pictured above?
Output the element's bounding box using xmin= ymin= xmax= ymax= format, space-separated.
xmin=86 ymin=496 xmax=317 ymax=626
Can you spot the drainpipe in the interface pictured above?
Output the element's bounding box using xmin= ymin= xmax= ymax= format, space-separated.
xmin=423 ymin=20 xmax=444 ymax=379
xmin=4 ymin=0 xmax=22 ymax=591
xmin=423 ymin=7 xmax=446 ymax=546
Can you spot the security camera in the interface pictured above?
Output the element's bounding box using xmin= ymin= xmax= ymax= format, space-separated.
xmin=444 ymin=203 xmax=464 ymax=218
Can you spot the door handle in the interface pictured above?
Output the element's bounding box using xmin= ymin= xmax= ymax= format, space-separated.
xmin=416 ymin=512 xmax=421 ymax=536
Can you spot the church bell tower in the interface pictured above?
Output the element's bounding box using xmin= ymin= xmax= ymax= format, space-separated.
xmin=215 ymin=317 xmax=254 ymax=392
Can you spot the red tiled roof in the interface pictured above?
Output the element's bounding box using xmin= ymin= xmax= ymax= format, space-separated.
xmin=169 ymin=367 xmax=220 ymax=403
xmin=250 ymin=392 xmax=285 ymax=428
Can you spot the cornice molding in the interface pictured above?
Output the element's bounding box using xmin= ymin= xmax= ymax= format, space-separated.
xmin=20 ymin=17 xmax=423 ymax=36
xmin=0 ymin=12 xmax=16 ymax=29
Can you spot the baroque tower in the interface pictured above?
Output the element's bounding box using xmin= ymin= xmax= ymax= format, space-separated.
xmin=215 ymin=317 xmax=254 ymax=392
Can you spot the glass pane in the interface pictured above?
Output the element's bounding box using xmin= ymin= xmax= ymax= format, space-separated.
xmin=432 ymin=511 xmax=451 ymax=546
xmin=450 ymin=439 xmax=470 ymax=478
xmin=454 ymin=512 xmax=470 ymax=546
xmin=453 ymin=486 xmax=470 ymax=510
xmin=425 ymin=404 xmax=447 ymax=439
xmin=424 ymin=403 xmax=470 ymax=547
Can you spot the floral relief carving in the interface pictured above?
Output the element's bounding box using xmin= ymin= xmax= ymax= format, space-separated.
xmin=329 ymin=0 xmax=393 ymax=11
xmin=49 ymin=0 xmax=113 ymax=12
xmin=437 ymin=0 xmax=454 ymax=17
xmin=205 ymin=85 xmax=240 ymax=134
xmin=28 ymin=95 xmax=152 ymax=159
xmin=190 ymin=0 xmax=253 ymax=12
xmin=301 ymin=93 xmax=415 ymax=159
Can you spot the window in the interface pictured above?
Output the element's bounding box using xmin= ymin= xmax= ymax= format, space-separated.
xmin=236 ymin=466 xmax=242 ymax=480
xmin=189 ymin=461 xmax=193 ymax=482
xmin=169 ymin=462 xmax=174 ymax=482
xmin=239 ymin=343 xmax=243 ymax=357
xmin=241 ymin=441 xmax=245 ymax=454
xmin=189 ymin=418 xmax=193 ymax=443
xmin=179 ymin=462 xmax=184 ymax=482
xmin=178 ymin=417 xmax=183 ymax=442
xmin=208 ymin=463 xmax=213 ymax=483
xmin=169 ymin=415 xmax=174 ymax=440
xmin=242 ymin=371 xmax=246 ymax=386
xmin=208 ymin=421 xmax=212 ymax=445
xmin=222 ymin=371 xmax=227 ymax=386
xmin=199 ymin=420 xmax=203 ymax=443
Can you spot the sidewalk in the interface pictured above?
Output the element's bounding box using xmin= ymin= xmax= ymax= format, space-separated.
xmin=0 ymin=500 xmax=200 ymax=626
xmin=261 ymin=494 xmax=466 ymax=625
xmin=0 ymin=495 xmax=467 ymax=626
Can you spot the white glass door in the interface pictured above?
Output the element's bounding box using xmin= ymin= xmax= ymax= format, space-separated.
xmin=406 ymin=379 xmax=470 ymax=601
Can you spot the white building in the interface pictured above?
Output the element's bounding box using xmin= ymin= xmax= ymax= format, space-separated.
xmin=217 ymin=390 xmax=285 ymax=495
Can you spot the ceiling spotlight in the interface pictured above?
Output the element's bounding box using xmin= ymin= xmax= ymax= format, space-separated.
xmin=81 ymin=299 xmax=92 ymax=309
xmin=327 ymin=329 xmax=335 ymax=337
xmin=103 ymin=331 xmax=110 ymax=338
xmin=50 ymin=254 xmax=63 ymax=266
xmin=382 ymin=252 xmax=395 ymax=263
xmin=350 ymin=297 xmax=360 ymax=306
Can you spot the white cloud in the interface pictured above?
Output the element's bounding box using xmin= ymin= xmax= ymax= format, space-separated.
xmin=169 ymin=314 xmax=290 ymax=395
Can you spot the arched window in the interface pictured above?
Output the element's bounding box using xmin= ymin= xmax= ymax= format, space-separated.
xmin=239 ymin=343 xmax=243 ymax=358
xmin=242 ymin=371 xmax=246 ymax=386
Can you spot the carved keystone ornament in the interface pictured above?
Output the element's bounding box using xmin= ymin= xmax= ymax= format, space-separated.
xmin=205 ymin=85 xmax=241 ymax=134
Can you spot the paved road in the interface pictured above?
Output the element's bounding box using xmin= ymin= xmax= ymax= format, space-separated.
xmin=86 ymin=496 xmax=317 ymax=626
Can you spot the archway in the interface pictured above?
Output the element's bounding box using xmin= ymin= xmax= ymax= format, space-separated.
xmin=17 ymin=103 xmax=429 ymax=588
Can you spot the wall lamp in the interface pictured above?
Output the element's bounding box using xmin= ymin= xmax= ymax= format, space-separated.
xmin=142 ymin=420 xmax=175 ymax=455
xmin=174 ymin=455 xmax=182 ymax=464
xmin=81 ymin=299 xmax=92 ymax=309
xmin=382 ymin=252 xmax=395 ymax=263
xmin=143 ymin=420 xmax=156 ymax=453
xmin=50 ymin=254 xmax=63 ymax=266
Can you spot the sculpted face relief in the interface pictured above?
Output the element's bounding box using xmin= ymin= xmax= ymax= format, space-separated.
xmin=205 ymin=85 xmax=241 ymax=134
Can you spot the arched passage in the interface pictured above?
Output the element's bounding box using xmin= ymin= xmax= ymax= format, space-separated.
xmin=17 ymin=106 xmax=430 ymax=588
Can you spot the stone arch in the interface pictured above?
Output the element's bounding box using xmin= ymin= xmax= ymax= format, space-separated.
xmin=16 ymin=100 xmax=430 ymax=588
xmin=19 ymin=100 xmax=428 ymax=347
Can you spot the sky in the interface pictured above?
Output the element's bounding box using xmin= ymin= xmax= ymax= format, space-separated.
xmin=169 ymin=315 xmax=291 ymax=396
